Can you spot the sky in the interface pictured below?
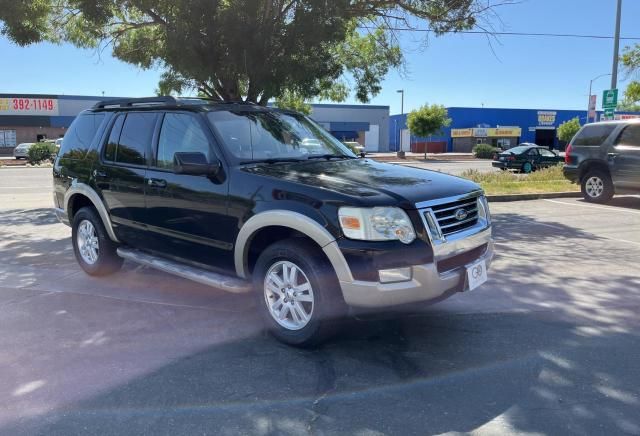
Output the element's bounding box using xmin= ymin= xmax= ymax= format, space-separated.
xmin=1 ymin=0 xmax=639 ymax=115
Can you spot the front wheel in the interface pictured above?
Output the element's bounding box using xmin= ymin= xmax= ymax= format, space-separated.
xmin=522 ymin=162 xmax=533 ymax=173
xmin=71 ymin=207 xmax=123 ymax=276
xmin=581 ymin=170 xmax=614 ymax=203
xmin=253 ymin=239 xmax=345 ymax=347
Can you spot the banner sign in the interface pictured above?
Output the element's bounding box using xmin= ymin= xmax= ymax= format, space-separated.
xmin=451 ymin=128 xmax=474 ymax=138
xmin=451 ymin=127 xmax=522 ymax=138
xmin=0 ymin=97 xmax=59 ymax=116
xmin=537 ymin=111 xmax=557 ymax=126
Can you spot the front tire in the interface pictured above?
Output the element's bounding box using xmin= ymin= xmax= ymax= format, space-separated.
xmin=71 ymin=207 xmax=123 ymax=276
xmin=522 ymin=162 xmax=533 ymax=173
xmin=581 ymin=169 xmax=614 ymax=203
xmin=253 ymin=239 xmax=345 ymax=347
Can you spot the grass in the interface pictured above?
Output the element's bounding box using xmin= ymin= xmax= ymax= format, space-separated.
xmin=461 ymin=165 xmax=580 ymax=195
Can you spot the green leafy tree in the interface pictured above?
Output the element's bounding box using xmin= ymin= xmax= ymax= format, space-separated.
xmin=0 ymin=0 xmax=512 ymax=105
xmin=557 ymin=117 xmax=581 ymax=143
xmin=620 ymin=44 xmax=640 ymax=111
xmin=406 ymin=104 xmax=451 ymax=158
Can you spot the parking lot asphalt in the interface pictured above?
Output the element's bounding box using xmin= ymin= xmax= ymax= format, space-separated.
xmin=1 ymin=167 xmax=640 ymax=435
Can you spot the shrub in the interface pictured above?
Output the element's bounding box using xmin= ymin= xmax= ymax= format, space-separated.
xmin=27 ymin=141 xmax=57 ymax=164
xmin=473 ymin=143 xmax=497 ymax=159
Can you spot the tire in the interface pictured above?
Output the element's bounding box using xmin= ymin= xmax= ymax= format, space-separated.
xmin=71 ymin=206 xmax=123 ymax=276
xmin=253 ymin=238 xmax=346 ymax=347
xmin=522 ymin=162 xmax=533 ymax=174
xmin=581 ymin=169 xmax=614 ymax=204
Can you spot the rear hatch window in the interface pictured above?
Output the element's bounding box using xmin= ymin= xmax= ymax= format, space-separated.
xmin=572 ymin=124 xmax=616 ymax=146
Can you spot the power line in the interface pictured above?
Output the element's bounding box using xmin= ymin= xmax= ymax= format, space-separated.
xmin=359 ymin=26 xmax=640 ymax=41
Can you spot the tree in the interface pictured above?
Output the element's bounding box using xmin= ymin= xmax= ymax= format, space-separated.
xmin=406 ymin=104 xmax=451 ymax=158
xmin=619 ymin=44 xmax=640 ymax=112
xmin=0 ymin=0 xmax=513 ymax=105
xmin=557 ymin=117 xmax=581 ymax=143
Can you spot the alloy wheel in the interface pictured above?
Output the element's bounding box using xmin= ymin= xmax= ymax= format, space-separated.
xmin=77 ymin=219 xmax=99 ymax=264
xmin=585 ymin=176 xmax=604 ymax=198
xmin=263 ymin=260 xmax=315 ymax=330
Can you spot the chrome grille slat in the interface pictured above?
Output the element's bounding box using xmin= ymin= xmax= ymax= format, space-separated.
xmin=421 ymin=195 xmax=481 ymax=239
xmin=437 ymin=208 xmax=478 ymax=221
xmin=440 ymin=215 xmax=478 ymax=229
xmin=431 ymin=200 xmax=477 ymax=213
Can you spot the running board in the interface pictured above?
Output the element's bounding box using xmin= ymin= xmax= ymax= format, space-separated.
xmin=116 ymin=247 xmax=252 ymax=294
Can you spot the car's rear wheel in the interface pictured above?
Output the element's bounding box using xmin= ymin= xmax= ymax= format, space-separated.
xmin=581 ymin=169 xmax=614 ymax=203
xmin=72 ymin=207 xmax=123 ymax=276
xmin=253 ymin=239 xmax=345 ymax=347
xmin=522 ymin=162 xmax=533 ymax=173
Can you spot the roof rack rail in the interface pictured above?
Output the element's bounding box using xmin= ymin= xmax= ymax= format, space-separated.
xmin=92 ymin=96 xmax=179 ymax=109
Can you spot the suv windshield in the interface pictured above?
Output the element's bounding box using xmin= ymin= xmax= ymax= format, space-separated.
xmin=207 ymin=110 xmax=355 ymax=161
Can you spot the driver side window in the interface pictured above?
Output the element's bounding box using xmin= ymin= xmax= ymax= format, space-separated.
xmin=156 ymin=113 xmax=211 ymax=169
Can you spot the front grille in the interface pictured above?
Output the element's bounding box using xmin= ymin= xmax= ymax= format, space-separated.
xmin=427 ymin=196 xmax=480 ymax=237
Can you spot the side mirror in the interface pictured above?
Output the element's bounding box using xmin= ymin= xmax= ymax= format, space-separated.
xmin=359 ymin=151 xmax=366 ymax=158
xmin=174 ymin=152 xmax=221 ymax=176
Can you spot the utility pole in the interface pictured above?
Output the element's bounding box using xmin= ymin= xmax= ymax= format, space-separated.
xmin=611 ymin=0 xmax=622 ymax=90
xmin=396 ymin=90 xmax=405 ymax=155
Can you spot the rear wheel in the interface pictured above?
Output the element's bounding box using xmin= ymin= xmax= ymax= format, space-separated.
xmin=581 ymin=169 xmax=614 ymax=203
xmin=253 ymin=239 xmax=345 ymax=347
xmin=522 ymin=162 xmax=533 ymax=173
xmin=71 ymin=207 xmax=123 ymax=276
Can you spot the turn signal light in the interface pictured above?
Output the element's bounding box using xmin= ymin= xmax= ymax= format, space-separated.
xmin=340 ymin=216 xmax=361 ymax=230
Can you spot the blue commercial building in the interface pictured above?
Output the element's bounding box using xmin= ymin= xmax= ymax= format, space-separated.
xmin=389 ymin=107 xmax=640 ymax=153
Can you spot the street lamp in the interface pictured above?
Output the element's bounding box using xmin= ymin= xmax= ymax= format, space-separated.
xmin=587 ymin=73 xmax=611 ymax=123
xmin=396 ymin=90 xmax=404 ymax=155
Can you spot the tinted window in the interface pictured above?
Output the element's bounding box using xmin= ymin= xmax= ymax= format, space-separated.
xmin=573 ymin=124 xmax=616 ymax=146
xmin=616 ymin=124 xmax=640 ymax=147
xmin=156 ymin=113 xmax=211 ymax=169
xmin=59 ymin=113 xmax=105 ymax=159
xmin=115 ymin=113 xmax=157 ymax=165
xmin=503 ymin=145 xmax=531 ymax=154
xmin=538 ymin=148 xmax=556 ymax=157
xmin=103 ymin=114 xmax=125 ymax=162
xmin=527 ymin=148 xmax=539 ymax=156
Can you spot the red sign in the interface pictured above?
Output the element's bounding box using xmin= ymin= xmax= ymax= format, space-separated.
xmin=0 ymin=97 xmax=59 ymax=115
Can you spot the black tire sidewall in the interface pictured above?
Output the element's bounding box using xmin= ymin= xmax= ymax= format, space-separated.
xmin=71 ymin=207 xmax=122 ymax=276
xmin=581 ymin=170 xmax=614 ymax=203
xmin=253 ymin=240 xmax=343 ymax=347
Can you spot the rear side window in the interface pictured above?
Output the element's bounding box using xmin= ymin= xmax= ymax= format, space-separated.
xmin=615 ymin=124 xmax=640 ymax=147
xmin=103 ymin=113 xmax=157 ymax=165
xmin=573 ymin=124 xmax=616 ymax=146
xmin=59 ymin=113 xmax=105 ymax=159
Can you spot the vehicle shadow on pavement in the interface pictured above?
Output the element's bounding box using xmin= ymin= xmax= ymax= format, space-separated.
xmin=3 ymin=311 xmax=639 ymax=436
xmin=0 ymin=208 xmax=59 ymax=227
xmin=2 ymin=209 xmax=640 ymax=435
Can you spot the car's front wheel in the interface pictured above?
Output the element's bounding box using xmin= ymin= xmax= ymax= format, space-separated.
xmin=522 ymin=162 xmax=533 ymax=173
xmin=581 ymin=169 xmax=614 ymax=203
xmin=71 ymin=207 xmax=123 ymax=276
xmin=253 ymin=239 xmax=345 ymax=347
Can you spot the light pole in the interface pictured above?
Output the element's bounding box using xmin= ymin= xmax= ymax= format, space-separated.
xmin=611 ymin=0 xmax=622 ymax=90
xmin=396 ymin=89 xmax=405 ymax=155
xmin=588 ymin=73 xmax=611 ymax=123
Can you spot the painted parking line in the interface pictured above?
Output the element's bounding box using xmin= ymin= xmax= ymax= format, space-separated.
xmin=543 ymin=199 xmax=640 ymax=215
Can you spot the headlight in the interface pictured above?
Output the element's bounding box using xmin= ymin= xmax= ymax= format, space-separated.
xmin=477 ymin=195 xmax=491 ymax=225
xmin=338 ymin=207 xmax=416 ymax=244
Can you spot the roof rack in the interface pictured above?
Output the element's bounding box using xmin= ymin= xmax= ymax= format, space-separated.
xmin=92 ymin=96 xmax=180 ymax=109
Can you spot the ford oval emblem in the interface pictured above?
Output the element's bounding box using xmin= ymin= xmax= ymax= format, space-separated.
xmin=454 ymin=208 xmax=468 ymax=221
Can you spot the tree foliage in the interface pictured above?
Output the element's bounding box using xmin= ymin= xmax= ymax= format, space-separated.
xmin=406 ymin=104 xmax=451 ymax=138
xmin=620 ymin=44 xmax=640 ymax=112
xmin=557 ymin=117 xmax=581 ymax=143
xmin=0 ymin=0 xmax=511 ymax=104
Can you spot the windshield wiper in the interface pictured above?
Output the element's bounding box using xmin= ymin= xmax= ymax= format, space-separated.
xmin=239 ymin=157 xmax=308 ymax=165
xmin=307 ymin=154 xmax=356 ymax=160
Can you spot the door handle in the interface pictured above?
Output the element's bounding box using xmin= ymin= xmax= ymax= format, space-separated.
xmin=93 ymin=169 xmax=107 ymax=178
xmin=608 ymin=153 xmax=618 ymax=161
xmin=147 ymin=178 xmax=167 ymax=188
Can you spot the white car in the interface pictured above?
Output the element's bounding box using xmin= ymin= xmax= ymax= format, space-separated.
xmin=55 ymin=138 xmax=63 ymax=149
xmin=13 ymin=143 xmax=35 ymax=159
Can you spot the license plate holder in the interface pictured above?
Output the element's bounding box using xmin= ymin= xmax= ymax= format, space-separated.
xmin=465 ymin=259 xmax=487 ymax=291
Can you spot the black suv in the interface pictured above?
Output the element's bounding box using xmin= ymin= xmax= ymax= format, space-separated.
xmin=564 ymin=120 xmax=640 ymax=203
xmin=53 ymin=97 xmax=493 ymax=346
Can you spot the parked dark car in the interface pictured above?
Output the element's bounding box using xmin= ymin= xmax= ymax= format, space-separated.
xmin=492 ymin=144 xmax=563 ymax=173
xmin=564 ymin=120 xmax=640 ymax=203
xmin=53 ymin=97 xmax=493 ymax=346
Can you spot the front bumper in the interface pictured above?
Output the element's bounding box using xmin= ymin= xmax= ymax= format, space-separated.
xmin=339 ymin=227 xmax=494 ymax=308
xmin=54 ymin=207 xmax=70 ymax=226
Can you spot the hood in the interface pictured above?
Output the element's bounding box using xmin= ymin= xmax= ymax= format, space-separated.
xmin=242 ymin=158 xmax=481 ymax=208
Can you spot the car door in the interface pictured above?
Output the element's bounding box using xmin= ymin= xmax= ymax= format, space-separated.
xmin=610 ymin=124 xmax=640 ymax=189
xmin=95 ymin=112 xmax=159 ymax=245
xmin=526 ymin=147 xmax=540 ymax=167
xmin=537 ymin=147 xmax=559 ymax=168
xmin=144 ymin=111 xmax=236 ymax=272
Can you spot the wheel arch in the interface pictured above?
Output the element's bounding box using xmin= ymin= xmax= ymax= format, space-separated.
xmin=64 ymin=183 xmax=119 ymax=243
xmin=578 ymin=159 xmax=611 ymax=182
xmin=234 ymin=211 xmax=353 ymax=283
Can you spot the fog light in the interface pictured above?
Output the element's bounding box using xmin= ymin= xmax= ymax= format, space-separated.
xmin=379 ymin=267 xmax=412 ymax=283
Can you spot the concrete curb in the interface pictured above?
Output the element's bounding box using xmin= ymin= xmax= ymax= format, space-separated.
xmin=486 ymin=192 xmax=581 ymax=202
